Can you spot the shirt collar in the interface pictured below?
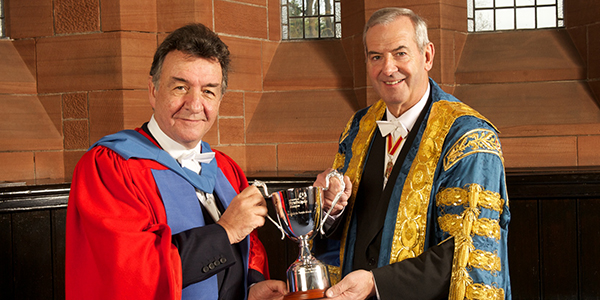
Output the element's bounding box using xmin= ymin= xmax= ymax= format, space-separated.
xmin=147 ymin=115 xmax=202 ymax=160
xmin=385 ymin=82 xmax=430 ymax=132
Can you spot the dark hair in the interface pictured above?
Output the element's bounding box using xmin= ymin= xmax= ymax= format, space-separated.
xmin=149 ymin=23 xmax=231 ymax=93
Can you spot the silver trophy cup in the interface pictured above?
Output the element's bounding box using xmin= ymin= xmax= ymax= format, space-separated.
xmin=254 ymin=171 xmax=345 ymax=299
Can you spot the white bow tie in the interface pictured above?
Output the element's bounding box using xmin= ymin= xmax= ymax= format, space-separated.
xmin=376 ymin=119 xmax=409 ymax=139
xmin=177 ymin=151 xmax=215 ymax=173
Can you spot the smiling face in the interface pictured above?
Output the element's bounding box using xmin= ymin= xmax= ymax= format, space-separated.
xmin=148 ymin=50 xmax=223 ymax=149
xmin=365 ymin=16 xmax=434 ymax=117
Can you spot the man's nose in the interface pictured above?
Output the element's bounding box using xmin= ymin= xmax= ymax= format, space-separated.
xmin=382 ymin=55 xmax=398 ymax=76
xmin=185 ymin=89 xmax=204 ymax=112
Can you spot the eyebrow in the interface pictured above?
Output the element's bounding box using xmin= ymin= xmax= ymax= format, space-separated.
xmin=171 ymin=76 xmax=221 ymax=88
xmin=367 ymin=45 xmax=407 ymax=56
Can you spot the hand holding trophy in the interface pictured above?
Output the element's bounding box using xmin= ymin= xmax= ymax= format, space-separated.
xmin=254 ymin=170 xmax=345 ymax=299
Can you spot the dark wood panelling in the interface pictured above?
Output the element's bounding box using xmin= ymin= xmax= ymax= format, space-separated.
xmin=0 ymin=213 xmax=14 ymax=299
xmin=508 ymin=199 xmax=541 ymax=299
xmin=52 ymin=209 xmax=67 ymax=300
xmin=12 ymin=210 xmax=53 ymax=299
xmin=578 ymin=198 xmax=600 ymax=298
xmin=1 ymin=169 xmax=600 ymax=299
xmin=540 ymin=199 xmax=579 ymax=299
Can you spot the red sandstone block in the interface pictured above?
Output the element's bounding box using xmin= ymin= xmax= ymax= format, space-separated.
xmin=101 ymin=0 xmax=157 ymax=32
xmin=0 ymin=40 xmax=37 ymax=94
xmin=63 ymin=120 xmax=90 ymax=150
xmin=5 ymin=0 xmax=53 ymax=38
xmin=35 ymin=151 xmax=66 ymax=181
xmin=215 ymin=0 xmax=268 ymax=39
xmin=221 ymin=37 xmax=263 ymax=92
xmin=54 ymin=0 xmax=100 ymax=34
xmin=219 ymin=118 xmax=245 ymax=145
xmin=0 ymin=152 xmax=34 ymax=183
xmin=63 ymin=93 xmax=88 ymax=119
xmin=578 ymin=135 xmax=600 ymax=166
xmin=0 ymin=95 xmax=63 ymax=151
xmin=501 ymin=136 xmax=578 ymax=168
xmin=37 ymin=32 xmax=155 ymax=93
xmin=245 ymin=145 xmax=277 ymax=173
xmin=278 ymin=143 xmax=339 ymax=172
xmin=221 ymin=92 xmax=244 ymax=117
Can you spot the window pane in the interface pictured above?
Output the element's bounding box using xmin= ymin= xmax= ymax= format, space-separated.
xmin=282 ymin=25 xmax=289 ymax=39
xmin=537 ymin=0 xmax=556 ymax=5
xmin=496 ymin=0 xmax=514 ymax=8
xmin=475 ymin=9 xmax=494 ymax=31
xmin=468 ymin=19 xmax=474 ymax=32
xmin=467 ymin=0 xmax=474 ymax=18
xmin=537 ymin=6 xmax=556 ymax=28
xmin=321 ymin=16 xmax=335 ymax=38
xmin=475 ymin=0 xmax=493 ymax=8
xmin=557 ymin=0 xmax=563 ymax=18
xmin=289 ymin=18 xmax=304 ymax=38
xmin=288 ymin=0 xmax=303 ymax=17
xmin=496 ymin=8 xmax=515 ymax=30
xmin=320 ymin=0 xmax=333 ymax=15
xmin=516 ymin=7 xmax=535 ymax=29
xmin=281 ymin=0 xmax=287 ymax=4
xmin=516 ymin=0 xmax=534 ymax=6
xmin=305 ymin=0 xmax=318 ymax=16
xmin=336 ymin=23 xmax=341 ymax=38
xmin=305 ymin=17 xmax=319 ymax=38
xmin=282 ymin=5 xmax=288 ymax=24
xmin=335 ymin=2 xmax=341 ymax=21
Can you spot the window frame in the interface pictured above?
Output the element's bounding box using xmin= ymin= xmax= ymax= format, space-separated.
xmin=467 ymin=0 xmax=564 ymax=32
xmin=282 ymin=0 xmax=341 ymax=40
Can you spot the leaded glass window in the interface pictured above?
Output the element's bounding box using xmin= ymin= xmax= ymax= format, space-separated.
xmin=468 ymin=0 xmax=564 ymax=32
xmin=0 ymin=0 xmax=5 ymax=38
xmin=282 ymin=0 xmax=341 ymax=39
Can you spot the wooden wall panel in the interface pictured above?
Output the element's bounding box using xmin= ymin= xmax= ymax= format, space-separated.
xmin=508 ymin=199 xmax=541 ymax=299
xmin=540 ymin=199 xmax=578 ymax=299
xmin=12 ymin=210 xmax=53 ymax=299
xmin=0 ymin=213 xmax=14 ymax=298
xmin=53 ymin=209 xmax=67 ymax=300
xmin=578 ymin=198 xmax=600 ymax=298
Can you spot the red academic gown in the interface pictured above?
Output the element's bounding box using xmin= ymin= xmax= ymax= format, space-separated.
xmin=65 ymin=128 xmax=269 ymax=300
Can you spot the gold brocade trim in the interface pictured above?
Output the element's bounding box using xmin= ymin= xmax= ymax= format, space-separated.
xmin=336 ymin=100 xmax=387 ymax=269
xmin=469 ymin=249 xmax=501 ymax=274
xmin=449 ymin=184 xmax=481 ymax=300
xmin=326 ymin=265 xmax=341 ymax=285
xmin=437 ymin=186 xmax=504 ymax=213
xmin=438 ymin=214 xmax=501 ymax=241
xmin=443 ymin=129 xmax=503 ymax=171
xmin=466 ymin=283 xmax=505 ymax=300
xmin=390 ymin=101 xmax=490 ymax=264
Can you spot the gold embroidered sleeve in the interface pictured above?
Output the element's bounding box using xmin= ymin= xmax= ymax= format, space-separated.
xmin=443 ymin=129 xmax=503 ymax=171
xmin=438 ymin=184 xmax=506 ymax=300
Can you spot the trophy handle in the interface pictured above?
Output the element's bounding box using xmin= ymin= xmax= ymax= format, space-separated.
xmin=319 ymin=170 xmax=345 ymax=235
xmin=252 ymin=180 xmax=286 ymax=240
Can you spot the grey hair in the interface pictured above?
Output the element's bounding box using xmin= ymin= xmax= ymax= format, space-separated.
xmin=363 ymin=7 xmax=430 ymax=54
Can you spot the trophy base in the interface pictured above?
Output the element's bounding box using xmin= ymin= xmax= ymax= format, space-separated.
xmin=283 ymin=289 xmax=327 ymax=300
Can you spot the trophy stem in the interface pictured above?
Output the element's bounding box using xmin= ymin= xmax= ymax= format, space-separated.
xmin=298 ymin=236 xmax=313 ymax=263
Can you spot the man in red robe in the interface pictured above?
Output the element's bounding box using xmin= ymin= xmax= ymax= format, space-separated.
xmin=66 ymin=23 xmax=286 ymax=300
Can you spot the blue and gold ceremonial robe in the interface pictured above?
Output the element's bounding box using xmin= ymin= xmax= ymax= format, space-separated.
xmin=327 ymin=79 xmax=511 ymax=299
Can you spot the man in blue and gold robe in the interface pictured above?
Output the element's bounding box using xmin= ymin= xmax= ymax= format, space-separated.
xmin=315 ymin=7 xmax=511 ymax=300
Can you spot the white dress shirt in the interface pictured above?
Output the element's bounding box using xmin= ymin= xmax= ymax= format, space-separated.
xmin=147 ymin=116 xmax=221 ymax=222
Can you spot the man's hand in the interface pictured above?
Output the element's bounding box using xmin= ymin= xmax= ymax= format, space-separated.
xmin=314 ymin=168 xmax=352 ymax=215
xmin=248 ymin=280 xmax=287 ymax=300
xmin=217 ymin=186 xmax=268 ymax=244
xmin=325 ymin=270 xmax=376 ymax=300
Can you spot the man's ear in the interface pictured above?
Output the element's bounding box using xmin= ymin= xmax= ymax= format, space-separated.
xmin=424 ymin=42 xmax=435 ymax=71
xmin=148 ymin=76 xmax=157 ymax=109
